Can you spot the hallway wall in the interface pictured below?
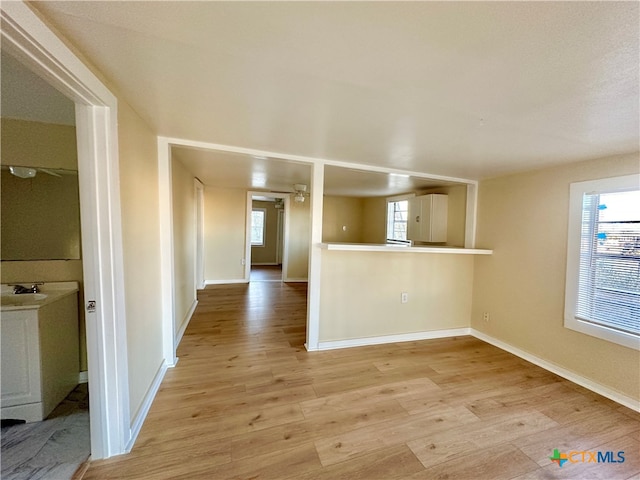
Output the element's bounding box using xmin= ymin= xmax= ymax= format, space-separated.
xmin=204 ymin=187 xmax=247 ymax=282
xmin=285 ymin=198 xmax=310 ymax=281
xmin=171 ymin=155 xmax=197 ymax=338
xmin=117 ymin=101 xmax=164 ymax=419
xmin=203 ymin=188 xmax=311 ymax=283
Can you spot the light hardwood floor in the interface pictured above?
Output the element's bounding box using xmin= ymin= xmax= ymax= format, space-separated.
xmin=83 ymin=282 xmax=640 ymax=479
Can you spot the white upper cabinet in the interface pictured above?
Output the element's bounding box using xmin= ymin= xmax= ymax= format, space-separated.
xmin=407 ymin=194 xmax=448 ymax=243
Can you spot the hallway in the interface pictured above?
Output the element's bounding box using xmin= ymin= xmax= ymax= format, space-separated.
xmin=82 ymin=283 xmax=639 ymax=479
xmin=250 ymin=265 xmax=283 ymax=282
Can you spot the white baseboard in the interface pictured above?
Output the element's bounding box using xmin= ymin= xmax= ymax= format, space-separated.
xmin=315 ymin=328 xmax=471 ymax=351
xmin=204 ymin=279 xmax=248 ymax=285
xmin=283 ymin=278 xmax=308 ymax=283
xmin=251 ymin=262 xmax=279 ymax=266
xmin=1 ymin=402 xmax=43 ymax=423
xmin=470 ymin=329 xmax=640 ymax=413
xmin=175 ymin=299 xmax=197 ymax=346
xmin=126 ymin=360 xmax=168 ymax=453
xmin=78 ymin=371 xmax=88 ymax=384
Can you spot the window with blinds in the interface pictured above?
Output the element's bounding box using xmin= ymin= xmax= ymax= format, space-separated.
xmin=576 ymin=190 xmax=640 ymax=335
xmin=386 ymin=200 xmax=409 ymax=244
xmin=251 ymin=209 xmax=266 ymax=246
xmin=565 ymin=174 xmax=640 ymax=349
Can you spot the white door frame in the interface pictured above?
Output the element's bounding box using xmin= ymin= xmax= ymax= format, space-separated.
xmin=194 ymin=179 xmax=205 ymax=290
xmin=245 ymin=192 xmax=290 ymax=281
xmin=276 ymin=209 xmax=284 ymax=266
xmin=1 ymin=2 xmax=130 ymax=458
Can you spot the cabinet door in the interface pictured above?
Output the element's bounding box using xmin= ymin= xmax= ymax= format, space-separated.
xmin=1 ymin=311 xmax=41 ymax=407
xmin=407 ymin=194 xmax=448 ymax=242
xmin=407 ymin=197 xmax=422 ymax=241
xmin=429 ymin=194 xmax=448 ymax=242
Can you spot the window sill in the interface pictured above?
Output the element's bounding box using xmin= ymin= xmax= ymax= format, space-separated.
xmin=564 ymin=315 xmax=640 ymax=350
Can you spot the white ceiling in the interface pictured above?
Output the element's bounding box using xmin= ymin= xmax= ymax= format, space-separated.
xmin=172 ymin=146 xmax=312 ymax=193
xmin=1 ymin=51 xmax=76 ymax=126
xmin=29 ymin=1 xmax=640 ymax=192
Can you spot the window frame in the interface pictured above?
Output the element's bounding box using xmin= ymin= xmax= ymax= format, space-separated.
xmin=564 ymin=173 xmax=640 ymax=350
xmin=386 ymin=194 xmax=414 ymax=245
xmin=250 ymin=208 xmax=266 ymax=247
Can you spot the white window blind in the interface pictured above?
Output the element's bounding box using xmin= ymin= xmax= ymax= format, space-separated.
xmin=251 ymin=209 xmax=265 ymax=246
xmin=575 ymin=189 xmax=640 ymax=337
xmin=386 ymin=200 xmax=409 ymax=244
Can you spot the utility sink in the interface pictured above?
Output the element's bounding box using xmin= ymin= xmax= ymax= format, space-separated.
xmin=1 ymin=293 xmax=48 ymax=306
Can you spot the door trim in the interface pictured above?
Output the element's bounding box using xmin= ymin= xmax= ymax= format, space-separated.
xmin=194 ymin=179 xmax=205 ymax=290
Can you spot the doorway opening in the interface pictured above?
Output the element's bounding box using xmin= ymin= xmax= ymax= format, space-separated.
xmin=248 ymin=193 xmax=287 ymax=282
xmin=2 ymin=1 xmax=131 ymax=460
xmin=0 ymin=49 xmax=91 ymax=479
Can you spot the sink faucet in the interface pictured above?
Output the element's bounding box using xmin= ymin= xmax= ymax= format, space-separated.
xmin=11 ymin=285 xmax=31 ymax=294
xmin=10 ymin=283 xmax=43 ymax=294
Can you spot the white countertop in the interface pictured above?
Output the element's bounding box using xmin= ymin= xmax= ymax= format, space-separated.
xmin=1 ymin=281 xmax=79 ymax=311
xmin=320 ymin=243 xmax=493 ymax=255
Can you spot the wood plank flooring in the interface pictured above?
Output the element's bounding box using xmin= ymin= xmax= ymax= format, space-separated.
xmin=250 ymin=265 xmax=283 ymax=282
xmin=83 ymin=282 xmax=640 ymax=479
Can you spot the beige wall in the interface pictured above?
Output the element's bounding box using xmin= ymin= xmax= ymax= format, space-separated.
xmin=286 ymin=198 xmax=311 ymax=280
xmin=319 ymin=250 xmax=474 ymax=341
xmin=322 ymin=196 xmax=364 ymax=243
xmin=471 ymin=153 xmax=640 ymax=401
xmin=322 ymin=195 xmax=389 ymax=245
xmin=203 ymin=189 xmax=310 ymax=282
xmin=1 ymin=118 xmax=77 ymax=170
xmin=171 ymin=156 xmax=196 ymax=335
xmin=204 ymin=187 xmax=246 ymax=282
xmin=362 ymin=197 xmax=387 ymax=244
xmin=421 ymin=185 xmax=467 ymax=247
xmin=323 ymin=187 xmax=466 ymax=247
xmin=251 ymin=200 xmax=280 ymax=264
xmin=117 ymin=101 xmax=164 ymax=419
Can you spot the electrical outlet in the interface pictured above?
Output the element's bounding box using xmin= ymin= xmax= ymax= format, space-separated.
xmin=483 ymin=312 xmax=490 ymax=322
xmin=401 ymin=292 xmax=409 ymax=304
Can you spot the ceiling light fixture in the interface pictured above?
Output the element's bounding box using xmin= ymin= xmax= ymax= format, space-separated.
xmin=9 ymin=166 xmax=37 ymax=179
xmin=293 ymin=183 xmax=308 ymax=203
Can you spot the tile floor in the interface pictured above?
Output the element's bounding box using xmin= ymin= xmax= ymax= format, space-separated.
xmin=1 ymin=384 xmax=90 ymax=480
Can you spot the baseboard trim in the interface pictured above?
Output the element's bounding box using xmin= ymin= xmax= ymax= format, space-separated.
xmin=78 ymin=371 xmax=88 ymax=384
xmin=204 ymin=279 xmax=248 ymax=285
xmin=470 ymin=329 xmax=640 ymax=413
xmin=283 ymin=278 xmax=308 ymax=283
xmin=251 ymin=262 xmax=279 ymax=266
xmin=126 ymin=360 xmax=168 ymax=453
xmin=313 ymin=327 xmax=638 ymax=411
xmin=175 ymin=299 xmax=197 ymax=346
xmin=315 ymin=328 xmax=471 ymax=351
